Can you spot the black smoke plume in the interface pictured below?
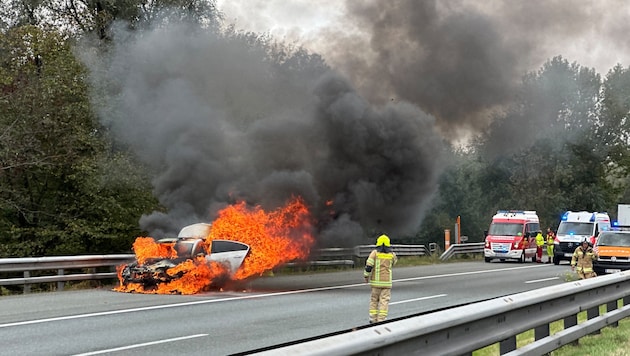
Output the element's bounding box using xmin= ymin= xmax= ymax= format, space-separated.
xmin=82 ymin=22 xmax=446 ymax=246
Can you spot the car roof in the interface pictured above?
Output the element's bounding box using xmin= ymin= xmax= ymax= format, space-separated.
xmin=600 ymin=229 xmax=630 ymax=234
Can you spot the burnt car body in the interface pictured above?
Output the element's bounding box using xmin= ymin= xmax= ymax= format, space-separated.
xmin=121 ymin=235 xmax=250 ymax=288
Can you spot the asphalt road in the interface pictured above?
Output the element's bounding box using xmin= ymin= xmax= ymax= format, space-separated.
xmin=0 ymin=261 xmax=572 ymax=355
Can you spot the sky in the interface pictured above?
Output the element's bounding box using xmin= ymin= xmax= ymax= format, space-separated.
xmin=216 ymin=0 xmax=630 ymax=143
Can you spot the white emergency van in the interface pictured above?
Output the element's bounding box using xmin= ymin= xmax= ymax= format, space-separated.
xmin=553 ymin=211 xmax=611 ymax=265
xmin=484 ymin=210 xmax=540 ymax=263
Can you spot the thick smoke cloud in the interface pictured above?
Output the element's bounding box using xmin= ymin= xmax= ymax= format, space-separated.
xmin=241 ymin=0 xmax=629 ymax=143
xmin=83 ymin=23 xmax=445 ymax=246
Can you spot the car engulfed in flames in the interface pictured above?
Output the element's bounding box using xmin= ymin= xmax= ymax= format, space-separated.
xmin=120 ymin=236 xmax=249 ymax=290
xmin=115 ymin=197 xmax=315 ymax=295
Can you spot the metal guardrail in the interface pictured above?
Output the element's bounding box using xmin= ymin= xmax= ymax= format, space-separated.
xmin=320 ymin=244 xmax=428 ymax=259
xmin=253 ymin=271 xmax=630 ymax=355
xmin=0 ymin=255 xmax=135 ymax=293
xmin=439 ymin=242 xmax=484 ymax=260
xmin=288 ymin=245 xmax=429 ymax=270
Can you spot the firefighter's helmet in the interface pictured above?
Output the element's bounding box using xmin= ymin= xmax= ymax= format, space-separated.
xmin=376 ymin=234 xmax=391 ymax=247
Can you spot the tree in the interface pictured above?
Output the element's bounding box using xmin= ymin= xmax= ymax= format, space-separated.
xmin=473 ymin=57 xmax=614 ymax=227
xmin=599 ymin=65 xmax=630 ymax=207
xmin=0 ymin=25 xmax=158 ymax=256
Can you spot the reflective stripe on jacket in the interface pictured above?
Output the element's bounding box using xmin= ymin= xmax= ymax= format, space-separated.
xmin=364 ymin=249 xmax=397 ymax=288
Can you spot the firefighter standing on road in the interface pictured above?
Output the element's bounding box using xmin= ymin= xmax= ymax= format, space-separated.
xmin=535 ymin=231 xmax=545 ymax=263
xmin=571 ymin=240 xmax=597 ymax=279
xmin=364 ymin=234 xmax=398 ymax=324
xmin=546 ymin=227 xmax=555 ymax=264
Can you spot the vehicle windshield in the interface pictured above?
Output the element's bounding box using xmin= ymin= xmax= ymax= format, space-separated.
xmin=488 ymin=223 xmax=524 ymax=236
xmin=597 ymin=232 xmax=630 ymax=247
xmin=557 ymin=222 xmax=593 ymax=235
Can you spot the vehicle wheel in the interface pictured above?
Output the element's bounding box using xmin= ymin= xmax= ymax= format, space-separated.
xmin=484 ymin=257 xmax=491 ymax=263
xmin=553 ymin=256 xmax=560 ymax=265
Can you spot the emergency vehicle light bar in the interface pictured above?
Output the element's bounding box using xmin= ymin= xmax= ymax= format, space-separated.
xmin=560 ymin=211 xmax=609 ymax=222
xmin=497 ymin=210 xmax=536 ymax=214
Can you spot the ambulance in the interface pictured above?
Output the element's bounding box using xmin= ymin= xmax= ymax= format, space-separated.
xmin=553 ymin=211 xmax=611 ymax=265
xmin=484 ymin=210 xmax=541 ymax=263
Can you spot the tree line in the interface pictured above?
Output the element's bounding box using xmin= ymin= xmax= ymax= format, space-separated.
xmin=1 ymin=1 xmax=630 ymax=256
xmin=415 ymin=59 xmax=630 ymax=247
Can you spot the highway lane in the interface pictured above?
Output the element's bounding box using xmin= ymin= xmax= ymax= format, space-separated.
xmin=0 ymin=261 xmax=573 ymax=355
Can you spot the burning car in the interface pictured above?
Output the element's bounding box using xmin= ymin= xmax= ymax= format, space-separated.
xmin=118 ymin=223 xmax=250 ymax=293
xmin=115 ymin=198 xmax=315 ymax=295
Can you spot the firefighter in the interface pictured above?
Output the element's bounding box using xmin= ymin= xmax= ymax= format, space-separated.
xmin=535 ymin=231 xmax=545 ymax=263
xmin=571 ymin=239 xmax=597 ymax=279
xmin=546 ymin=227 xmax=555 ymax=264
xmin=364 ymin=234 xmax=398 ymax=324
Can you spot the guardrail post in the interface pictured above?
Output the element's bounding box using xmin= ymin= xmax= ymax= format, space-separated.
xmin=57 ymin=269 xmax=65 ymax=291
xmin=564 ymin=313 xmax=578 ymax=345
xmin=499 ymin=336 xmax=516 ymax=354
xmin=23 ymin=270 xmax=30 ymax=294
xmin=607 ymin=300 xmax=619 ymax=327
xmin=534 ymin=324 xmax=549 ymax=340
xmin=587 ymin=306 xmax=600 ymax=334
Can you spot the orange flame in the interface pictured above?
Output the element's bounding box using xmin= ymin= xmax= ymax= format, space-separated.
xmin=209 ymin=196 xmax=314 ymax=280
xmin=114 ymin=196 xmax=314 ymax=294
xmin=131 ymin=237 xmax=175 ymax=264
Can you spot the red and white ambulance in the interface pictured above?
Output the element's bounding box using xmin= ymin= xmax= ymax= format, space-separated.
xmin=553 ymin=211 xmax=611 ymax=265
xmin=484 ymin=210 xmax=541 ymax=263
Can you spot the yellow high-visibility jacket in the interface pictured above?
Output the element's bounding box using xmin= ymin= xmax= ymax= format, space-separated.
xmin=364 ymin=248 xmax=397 ymax=288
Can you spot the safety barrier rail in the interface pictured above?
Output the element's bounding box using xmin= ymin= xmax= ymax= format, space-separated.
xmin=0 ymin=255 xmax=135 ymax=293
xmin=316 ymin=244 xmax=428 ymax=260
xmin=253 ymin=271 xmax=630 ymax=355
xmin=439 ymin=242 xmax=484 ymax=260
xmin=288 ymin=245 xmax=429 ymax=270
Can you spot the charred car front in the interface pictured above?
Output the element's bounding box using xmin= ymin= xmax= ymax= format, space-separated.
xmin=121 ymin=237 xmax=250 ymax=288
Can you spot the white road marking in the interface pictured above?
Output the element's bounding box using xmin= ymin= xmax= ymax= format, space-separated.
xmin=394 ymin=263 xmax=548 ymax=283
xmin=71 ymin=334 xmax=208 ymax=355
xmin=390 ymin=294 xmax=447 ymax=305
xmin=525 ymin=277 xmax=560 ymax=284
xmin=0 ymin=264 xmax=549 ymax=329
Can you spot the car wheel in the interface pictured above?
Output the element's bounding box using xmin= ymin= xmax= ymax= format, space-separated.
xmin=484 ymin=257 xmax=491 ymax=263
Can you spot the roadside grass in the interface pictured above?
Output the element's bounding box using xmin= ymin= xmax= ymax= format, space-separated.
xmin=473 ymin=303 xmax=630 ymax=356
